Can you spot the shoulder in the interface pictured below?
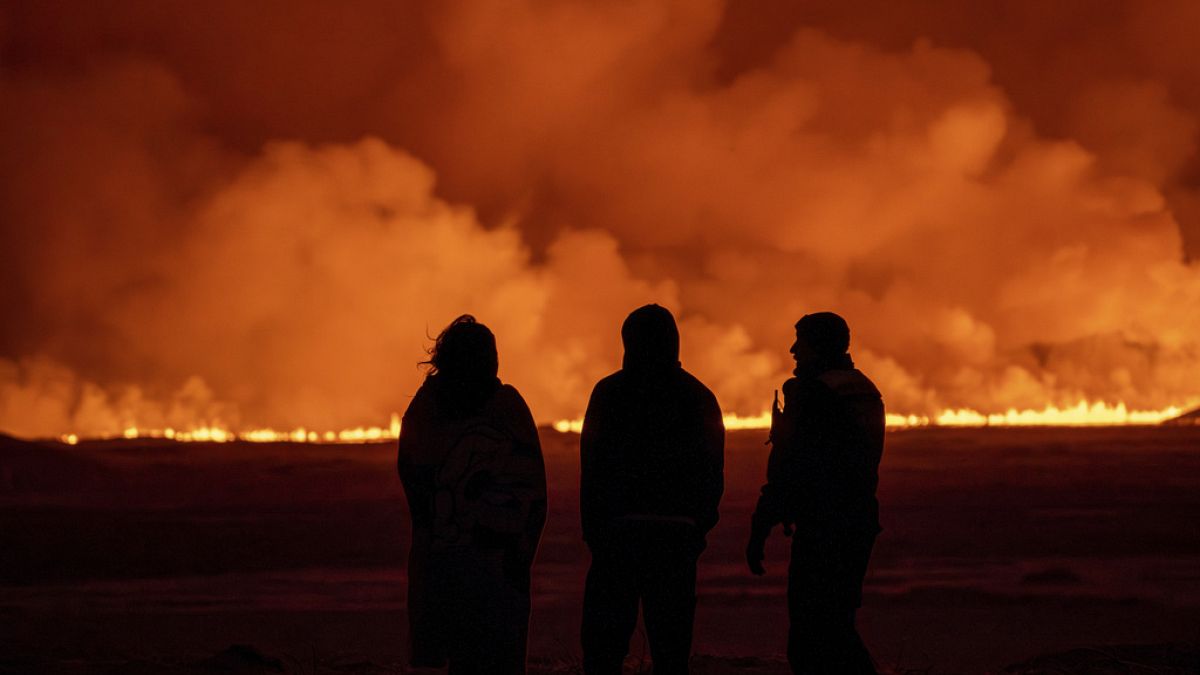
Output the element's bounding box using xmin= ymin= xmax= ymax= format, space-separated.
xmin=491 ymin=383 xmax=541 ymax=444
xmin=782 ymin=375 xmax=832 ymax=398
xmin=816 ymin=369 xmax=882 ymax=400
xmin=589 ymin=371 xmax=624 ymax=398
xmin=495 ymin=382 xmax=525 ymax=404
xmin=678 ymin=368 xmax=720 ymax=408
xmin=402 ymin=381 xmax=438 ymax=420
xmin=490 ymin=383 xmax=534 ymax=416
xmin=782 ymin=376 xmax=842 ymax=413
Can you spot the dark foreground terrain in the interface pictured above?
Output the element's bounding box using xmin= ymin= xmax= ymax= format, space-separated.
xmin=2 ymin=427 xmax=1199 ymax=673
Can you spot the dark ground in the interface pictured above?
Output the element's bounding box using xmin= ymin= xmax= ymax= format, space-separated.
xmin=2 ymin=426 xmax=1199 ymax=673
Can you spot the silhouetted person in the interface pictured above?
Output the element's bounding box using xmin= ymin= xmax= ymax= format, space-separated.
xmin=746 ymin=312 xmax=884 ymax=675
xmin=397 ymin=315 xmax=547 ymax=674
xmin=580 ymin=304 xmax=725 ymax=675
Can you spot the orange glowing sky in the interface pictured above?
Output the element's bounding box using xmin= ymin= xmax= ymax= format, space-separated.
xmin=2 ymin=1 xmax=1199 ymax=437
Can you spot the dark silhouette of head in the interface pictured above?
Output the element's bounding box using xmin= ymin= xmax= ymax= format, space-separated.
xmin=621 ymin=304 xmax=680 ymax=371
xmin=791 ymin=312 xmax=850 ymax=371
xmin=425 ymin=314 xmax=499 ymax=382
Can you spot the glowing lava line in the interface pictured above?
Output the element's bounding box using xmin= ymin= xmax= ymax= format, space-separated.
xmin=60 ymin=414 xmax=404 ymax=445
xmin=552 ymin=399 xmax=1197 ymax=433
xmin=52 ymin=399 xmax=1197 ymax=445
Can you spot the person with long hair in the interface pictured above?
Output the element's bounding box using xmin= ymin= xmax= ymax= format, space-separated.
xmin=397 ymin=315 xmax=547 ymax=674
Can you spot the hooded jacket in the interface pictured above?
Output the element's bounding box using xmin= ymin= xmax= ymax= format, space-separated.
xmin=579 ymin=306 xmax=724 ymax=546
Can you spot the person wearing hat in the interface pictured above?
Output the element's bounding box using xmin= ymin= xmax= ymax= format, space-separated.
xmin=746 ymin=312 xmax=884 ymax=674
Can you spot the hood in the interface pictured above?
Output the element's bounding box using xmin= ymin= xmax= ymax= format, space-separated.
xmin=621 ymin=304 xmax=681 ymax=372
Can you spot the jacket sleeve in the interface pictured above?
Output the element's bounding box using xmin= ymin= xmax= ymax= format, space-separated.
xmin=579 ymin=383 xmax=606 ymax=545
xmin=751 ymin=378 xmax=808 ymax=536
xmin=697 ymin=388 xmax=725 ymax=535
xmin=397 ymin=388 xmax=436 ymax=530
xmin=505 ymin=387 xmax=547 ymax=566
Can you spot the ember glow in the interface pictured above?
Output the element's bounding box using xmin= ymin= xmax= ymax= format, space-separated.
xmin=53 ymin=397 xmax=1195 ymax=445
xmin=3 ymin=2 xmax=1200 ymax=439
xmin=549 ymin=399 xmax=1199 ymax=435
xmin=60 ymin=414 xmax=404 ymax=445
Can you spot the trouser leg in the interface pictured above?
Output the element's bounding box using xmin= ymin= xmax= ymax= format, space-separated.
xmin=787 ymin=535 xmax=877 ymax=675
xmin=407 ymin=535 xmax=448 ymax=668
xmin=503 ymin=565 xmax=533 ymax=675
xmin=640 ymin=538 xmax=697 ymax=675
xmin=439 ymin=550 xmax=531 ymax=675
xmin=582 ymin=548 xmax=640 ymax=675
xmin=786 ymin=608 xmax=818 ymax=675
xmin=486 ymin=586 xmax=532 ymax=675
xmin=448 ymin=661 xmax=481 ymax=675
xmin=840 ymin=610 xmax=876 ymax=674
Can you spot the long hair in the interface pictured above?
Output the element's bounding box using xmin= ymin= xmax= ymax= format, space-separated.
xmin=421 ymin=315 xmax=500 ymax=414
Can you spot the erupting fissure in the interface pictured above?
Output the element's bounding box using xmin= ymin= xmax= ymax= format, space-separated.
xmin=549 ymin=399 xmax=1197 ymax=435
xmin=5 ymin=1 xmax=1200 ymax=451
xmin=59 ymin=414 xmax=404 ymax=445
xmin=50 ymin=399 xmax=1197 ymax=445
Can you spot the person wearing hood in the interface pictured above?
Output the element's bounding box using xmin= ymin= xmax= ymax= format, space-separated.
xmin=746 ymin=312 xmax=884 ymax=674
xmin=579 ymin=304 xmax=725 ymax=675
xmin=397 ymin=315 xmax=547 ymax=674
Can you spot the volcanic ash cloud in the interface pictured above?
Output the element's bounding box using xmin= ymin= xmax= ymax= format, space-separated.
xmin=1 ymin=1 xmax=1199 ymax=435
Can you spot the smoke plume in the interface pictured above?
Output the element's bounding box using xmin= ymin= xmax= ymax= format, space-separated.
xmin=2 ymin=1 xmax=1199 ymax=436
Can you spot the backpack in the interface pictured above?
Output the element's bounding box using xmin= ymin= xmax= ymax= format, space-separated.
xmin=430 ymin=419 xmax=537 ymax=550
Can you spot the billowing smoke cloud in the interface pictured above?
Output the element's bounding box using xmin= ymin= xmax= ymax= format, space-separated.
xmin=2 ymin=0 xmax=1198 ymax=436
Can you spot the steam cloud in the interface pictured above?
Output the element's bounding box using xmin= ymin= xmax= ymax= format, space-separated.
xmin=2 ymin=1 xmax=1199 ymax=436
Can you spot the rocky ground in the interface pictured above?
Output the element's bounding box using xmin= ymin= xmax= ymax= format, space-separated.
xmin=3 ymin=427 xmax=1199 ymax=673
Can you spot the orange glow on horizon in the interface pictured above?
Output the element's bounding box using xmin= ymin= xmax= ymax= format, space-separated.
xmin=6 ymin=3 xmax=1200 ymax=455
xmin=49 ymin=400 xmax=1198 ymax=445
xmin=557 ymin=399 xmax=1198 ymax=434
xmin=57 ymin=413 xmax=404 ymax=445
